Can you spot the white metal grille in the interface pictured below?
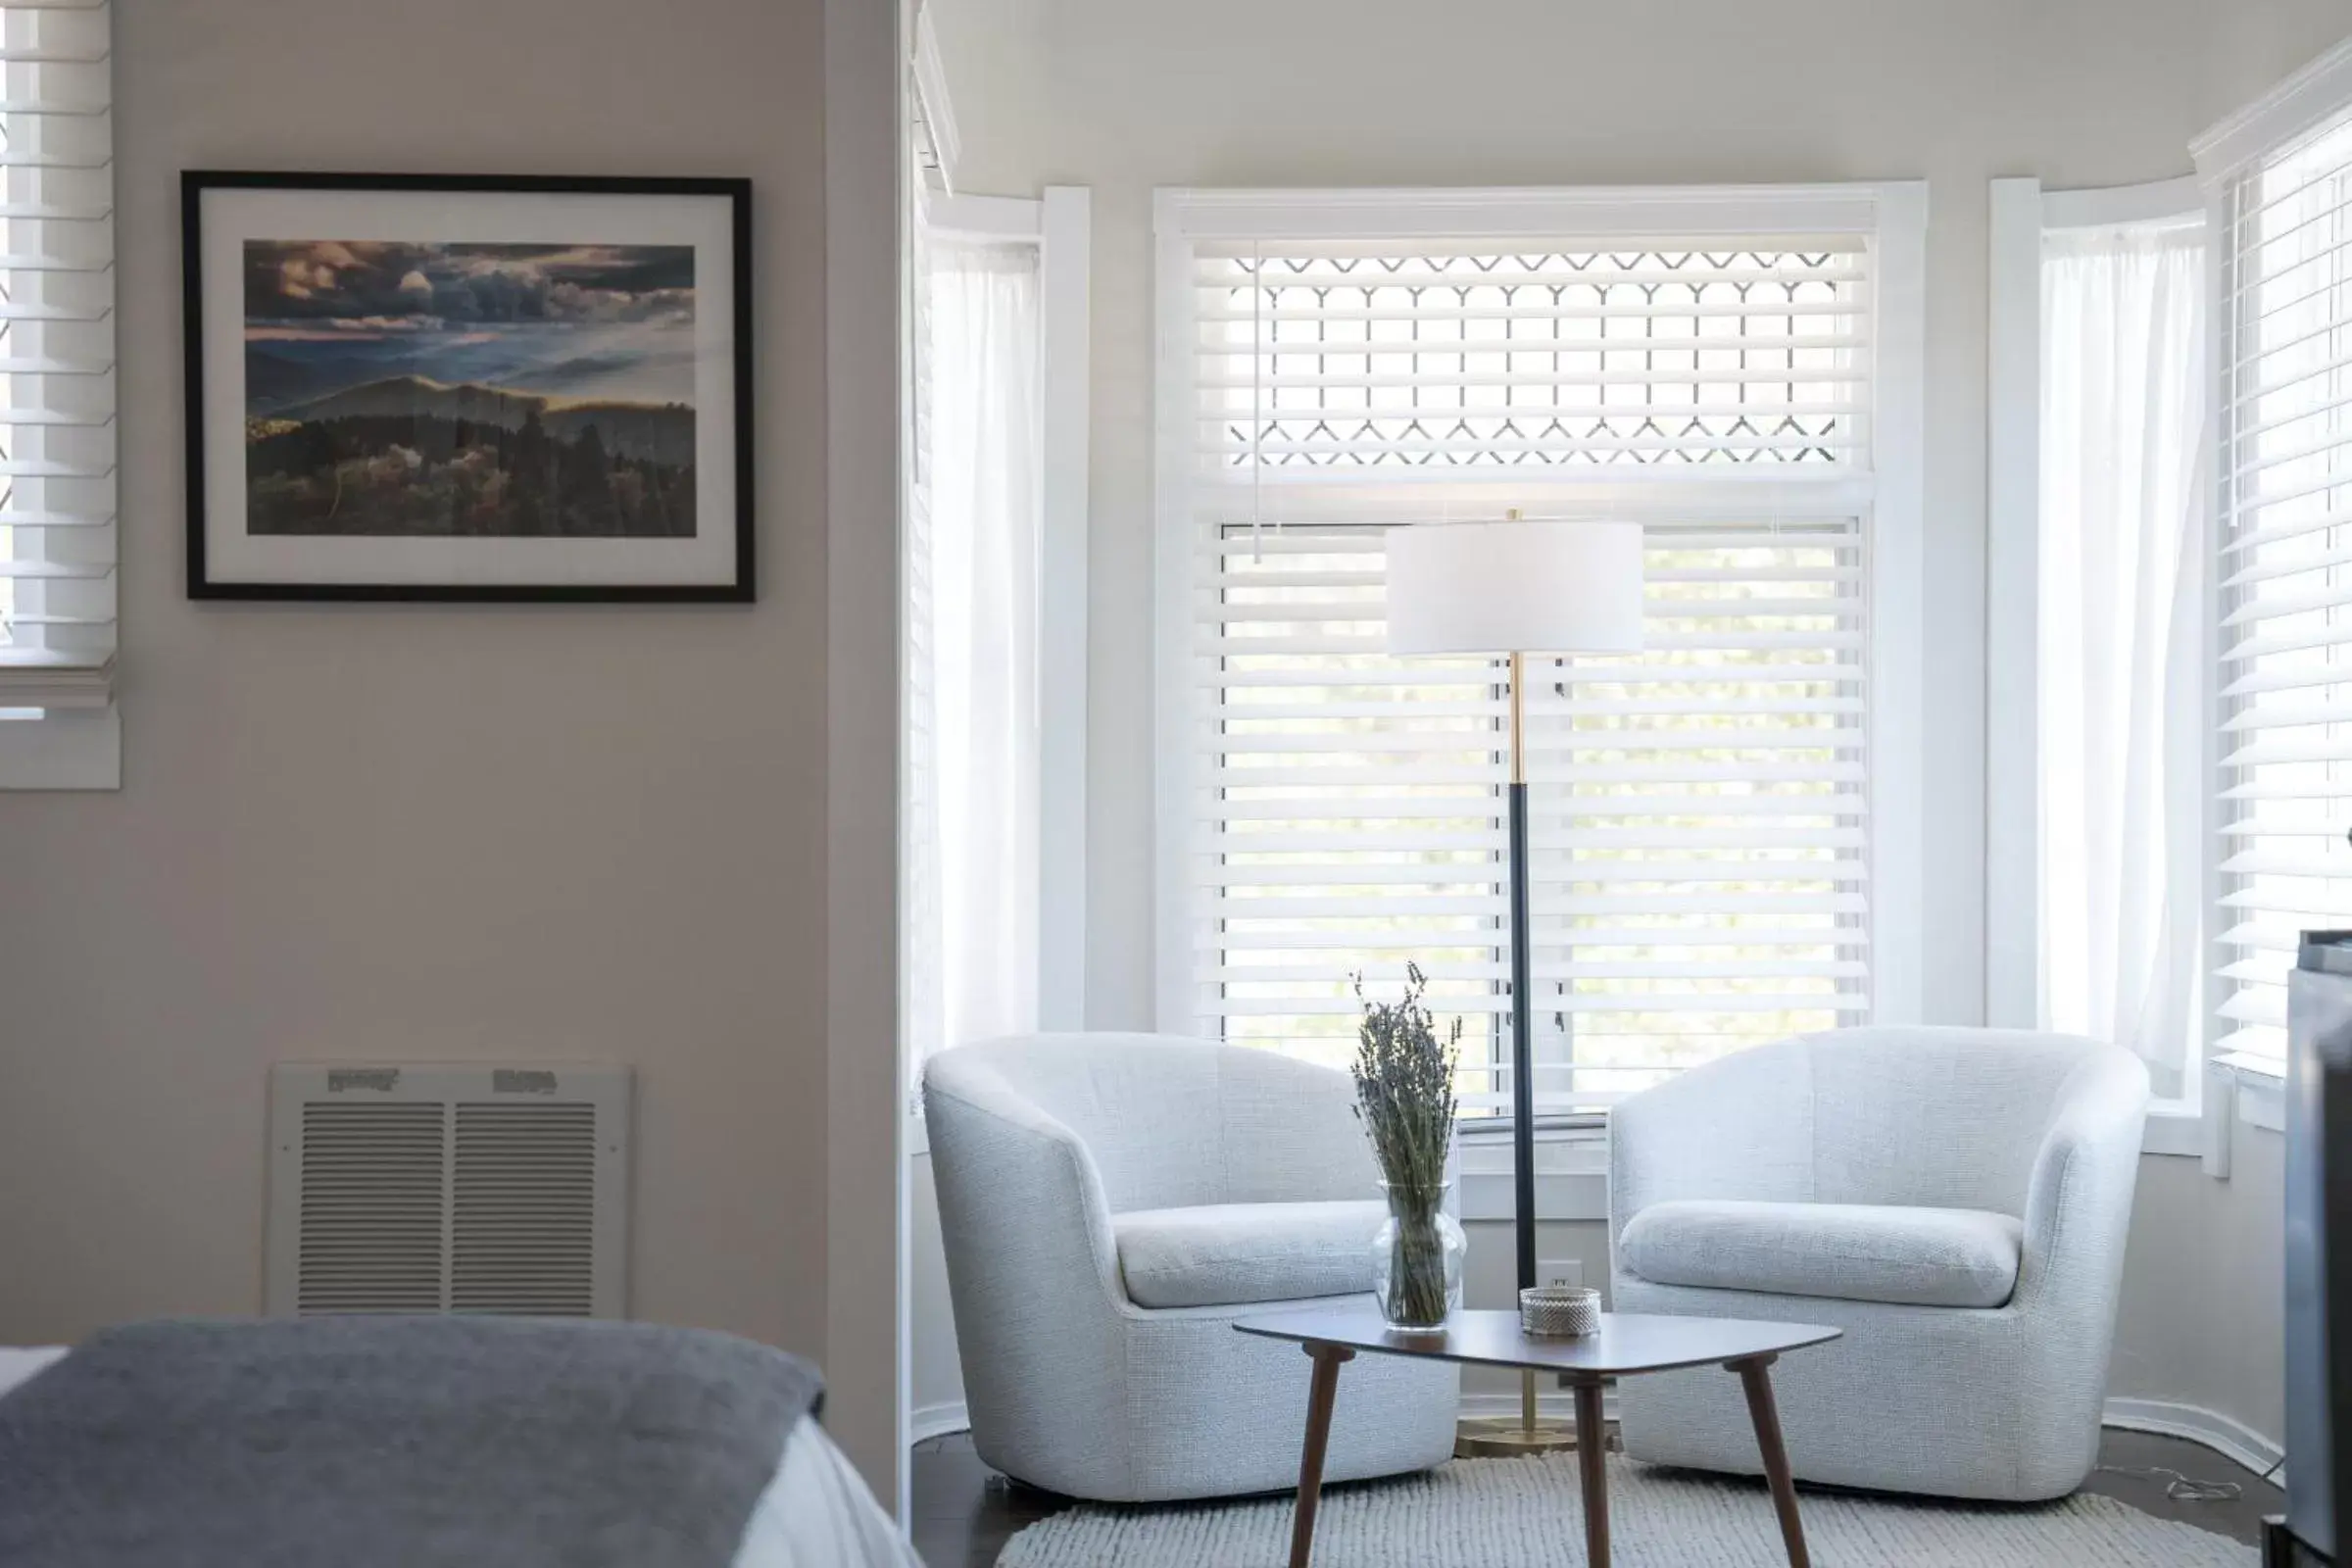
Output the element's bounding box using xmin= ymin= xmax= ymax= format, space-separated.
xmin=0 ymin=0 xmax=115 ymax=706
xmin=1189 ymin=243 xmax=1870 ymax=474
xmin=1186 ymin=516 xmax=1871 ymax=1114
xmin=267 ymin=1063 xmax=630 ymax=1319
xmin=2215 ymin=107 xmax=2352 ymax=1061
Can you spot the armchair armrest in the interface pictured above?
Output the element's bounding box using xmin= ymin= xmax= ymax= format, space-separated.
xmin=2016 ymin=1047 xmax=2149 ymax=1309
xmin=924 ymin=1071 xmax=1127 ymax=1314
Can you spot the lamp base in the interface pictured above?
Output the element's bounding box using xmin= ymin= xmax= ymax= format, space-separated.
xmin=1453 ymin=1414 xmax=1584 ymax=1457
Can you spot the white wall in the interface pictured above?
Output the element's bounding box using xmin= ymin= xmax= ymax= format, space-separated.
xmin=0 ymin=0 xmax=905 ymax=1494
xmin=2115 ymin=1131 xmax=2287 ymax=1449
xmin=908 ymin=0 xmax=2343 ymax=1451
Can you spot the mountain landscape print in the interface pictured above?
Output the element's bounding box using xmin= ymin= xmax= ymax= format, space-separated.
xmin=242 ymin=239 xmax=698 ymax=538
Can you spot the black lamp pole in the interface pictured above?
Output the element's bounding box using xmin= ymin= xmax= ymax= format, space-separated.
xmin=1505 ymin=649 xmax=1548 ymax=1441
xmin=1507 ymin=705 xmax=1538 ymax=1297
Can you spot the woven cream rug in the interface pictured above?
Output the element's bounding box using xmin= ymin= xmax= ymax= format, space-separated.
xmin=996 ymin=1454 xmax=2256 ymax=1567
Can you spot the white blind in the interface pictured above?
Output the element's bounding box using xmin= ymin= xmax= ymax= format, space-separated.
xmin=2214 ymin=105 xmax=2352 ymax=1061
xmin=0 ymin=0 xmax=113 ymax=708
xmin=1188 ymin=517 xmax=1872 ymax=1113
xmin=1190 ymin=241 xmax=1871 ymax=475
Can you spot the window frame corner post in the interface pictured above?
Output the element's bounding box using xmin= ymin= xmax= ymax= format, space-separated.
xmin=1152 ymin=193 xmax=1201 ymax=1037
xmin=1039 ymin=184 xmax=1093 ymax=1032
xmin=1867 ymin=180 xmax=1931 ymax=1027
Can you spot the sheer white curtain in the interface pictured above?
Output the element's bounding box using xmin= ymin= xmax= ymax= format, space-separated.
xmin=906 ymin=238 xmax=1043 ymax=1077
xmin=2038 ymin=223 xmax=2207 ymax=1076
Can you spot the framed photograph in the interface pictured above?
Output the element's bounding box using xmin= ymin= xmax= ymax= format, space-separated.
xmin=182 ymin=172 xmax=753 ymax=601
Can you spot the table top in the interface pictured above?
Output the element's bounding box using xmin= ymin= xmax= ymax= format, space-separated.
xmin=1233 ymin=1306 xmax=1841 ymax=1378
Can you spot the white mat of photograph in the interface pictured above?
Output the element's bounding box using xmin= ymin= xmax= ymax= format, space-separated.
xmin=997 ymin=1454 xmax=2255 ymax=1567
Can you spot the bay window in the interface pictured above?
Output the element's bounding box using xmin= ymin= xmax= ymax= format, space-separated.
xmin=1153 ymin=185 xmax=1927 ymax=1123
xmin=1988 ymin=35 xmax=2352 ymax=1146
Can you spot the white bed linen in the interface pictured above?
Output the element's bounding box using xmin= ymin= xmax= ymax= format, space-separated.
xmin=0 ymin=1346 xmax=919 ymax=1568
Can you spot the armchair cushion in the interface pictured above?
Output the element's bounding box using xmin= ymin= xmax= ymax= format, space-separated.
xmin=1112 ymin=1200 xmax=1383 ymax=1309
xmin=1619 ymin=1199 xmax=2024 ymax=1309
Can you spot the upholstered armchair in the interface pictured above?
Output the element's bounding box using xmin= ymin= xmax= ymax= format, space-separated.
xmin=1608 ymin=1026 xmax=2149 ymax=1501
xmin=923 ymin=1034 xmax=1459 ymax=1502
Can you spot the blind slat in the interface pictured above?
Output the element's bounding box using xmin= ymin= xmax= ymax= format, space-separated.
xmin=1209 ymin=925 xmax=1869 ymax=953
xmin=1203 ymin=792 xmax=1869 ymax=822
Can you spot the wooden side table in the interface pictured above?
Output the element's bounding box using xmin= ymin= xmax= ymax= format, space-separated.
xmin=1236 ymin=1306 xmax=1842 ymax=1568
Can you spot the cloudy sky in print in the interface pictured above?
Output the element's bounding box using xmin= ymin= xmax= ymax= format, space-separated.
xmin=242 ymin=240 xmax=698 ymax=413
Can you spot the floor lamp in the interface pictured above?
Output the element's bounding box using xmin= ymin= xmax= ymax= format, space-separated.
xmin=1385 ymin=513 xmax=1645 ymax=1453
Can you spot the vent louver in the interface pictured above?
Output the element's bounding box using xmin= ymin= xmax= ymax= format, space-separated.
xmin=268 ymin=1064 xmax=629 ymax=1319
xmin=452 ymin=1102 xmax=598 ymax=1316
xmin=297 ymin=1102 xmax=444 ymax=1314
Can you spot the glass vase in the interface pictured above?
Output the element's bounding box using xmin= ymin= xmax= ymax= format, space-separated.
xmin=1370 ymin=1180 xmax=1465 ymax=1332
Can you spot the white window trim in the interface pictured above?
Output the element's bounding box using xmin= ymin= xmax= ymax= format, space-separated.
xmin=903 ymin=184 xmax=1091 ymax=1154
xmin=2188 ymin=32 xmax=2352 ymax=189
xmin=1985 ymin=173 xmax=2216 ymax=1152
xmin=1458 ymin=1120 xmax=1610 ymax=1223
xmin=1151 ymin=181 xmax=1931 ymax=1057
xmin=2197 ymin=1050 xmax=2287 ymax=1178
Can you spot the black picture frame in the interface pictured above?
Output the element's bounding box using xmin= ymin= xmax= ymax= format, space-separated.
xmin=182 ymin=171 xmax=755 ymax=603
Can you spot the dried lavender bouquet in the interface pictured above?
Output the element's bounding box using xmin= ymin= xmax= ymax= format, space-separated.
xmin=1351 ymin=964 xmax=1461 ymax=1326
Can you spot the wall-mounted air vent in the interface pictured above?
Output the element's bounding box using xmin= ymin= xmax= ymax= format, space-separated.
xmin=267 ymin=1064 xmax=630 ymax=1319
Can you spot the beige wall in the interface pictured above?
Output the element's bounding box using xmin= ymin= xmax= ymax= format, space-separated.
xmin=0 ymin=0 xmax=877 ymax=1418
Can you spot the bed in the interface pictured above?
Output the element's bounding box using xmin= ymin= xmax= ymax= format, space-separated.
xmin=0 ymin=1325 xmax=922 ymax=1568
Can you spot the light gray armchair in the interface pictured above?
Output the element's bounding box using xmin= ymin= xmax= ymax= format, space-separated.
xmin=923 ymin=1034 xmax=1459 ymax=1502
xmin=1608 ymin=1026 xmax=2149 ymax=1500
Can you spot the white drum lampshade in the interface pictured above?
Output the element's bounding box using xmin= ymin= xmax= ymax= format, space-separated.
xmin=1385 ymin=518 xmax=1645 ymax=656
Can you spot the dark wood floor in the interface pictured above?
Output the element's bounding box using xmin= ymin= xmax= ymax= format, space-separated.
xmin=910 ymin=1424 xmax=2283 ymax=1568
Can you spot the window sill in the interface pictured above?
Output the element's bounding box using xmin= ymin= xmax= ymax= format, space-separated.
xmin=2212 ymin=1052 xmax=2285 ymax=1136
xmin=2188 ymin=1052 xmax=2285 ymax=1178
xmin=1457 ymin=1094 xmax=2259 ymax=1198
xmin=1457 ymin=1120 xmax=1609 ymax=1223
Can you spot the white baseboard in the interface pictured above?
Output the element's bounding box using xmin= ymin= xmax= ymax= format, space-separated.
xmin=911 ymin=1399 xmax=970 ymax=1446
xmin=2102 ymin=1397 xmax=2284 ymax=1483
xmin=909 ymin=1391 xmax=2287 ymax=1488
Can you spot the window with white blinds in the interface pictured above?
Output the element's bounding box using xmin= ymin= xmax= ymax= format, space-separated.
xmin=1156 ymin=188 xmax=1920 ymax=1119
xmin=1195 ymin=517 xmax=1870 ymax=1114
xmin=0 ymin=0 xmax=115 ymax=720
xmin=2211 ymin=97 xmax=2352 ymax=1063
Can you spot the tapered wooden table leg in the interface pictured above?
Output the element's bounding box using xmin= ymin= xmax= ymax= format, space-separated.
xmin=1288 ymin=1343 xmax=1353 ymax=1568
xmin=1572 ymin=1377 xmax=1609 ymax=1568
xmin=1731 ymin=1354 xmax=1809 ymax=1568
